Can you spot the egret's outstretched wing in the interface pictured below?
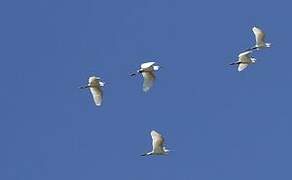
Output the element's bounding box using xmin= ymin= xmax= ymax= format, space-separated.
xmin=88 ymin=76 xmax=103 ymax=106
xmin=238 ymin=63 xmax=249 ymax=72
xmin=90 ymin=86 xmax=103 ymax=106
xmin=141 ymin=62 xmax=156 ymax=69
xmin=253 ymin=27 xmax=266 ymax=46
xmin=238 ymin=51 xmax=252 ymax=63
xmin=142 ymin=71 xmax=155 ymax=92
xmin=151 ymin=130 xmax=164 ymax=153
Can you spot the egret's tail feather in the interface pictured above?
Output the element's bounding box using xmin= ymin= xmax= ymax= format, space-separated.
xmin=99 ymin=82 xmax=105 ymax=87
xmin=163 ymin=147 xmax=172 ymax=153
xmin=266 ymin=43 xmax=272 ymax=48
xmin=153 ymin=65 xmax=160 ymax=71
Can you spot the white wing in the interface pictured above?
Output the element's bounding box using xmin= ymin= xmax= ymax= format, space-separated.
xmin=151 ymin=130 xmax=164 ymax=153
xmin=88 ymin=76 xmax=100 ymax=85
xmin=252 ymin=27 xmax=266 ymax=46
xmin=141 ymin=62 xmax=156 ymax=69
xmin=238 ymin=51 xmax=252 ymax=63
xmin=142 ymin=71 xmax=155 ymax=92
xmin=238 ymin=63 xmax=249 ymax=72
xmin=88 ymin=76 xmax=103 ymax=106
xmin=89 ymin=86 xmax=103 ymax=106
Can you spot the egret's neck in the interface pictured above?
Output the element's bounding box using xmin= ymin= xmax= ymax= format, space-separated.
xmin=148 ymin=152 xmax=153 ymax=156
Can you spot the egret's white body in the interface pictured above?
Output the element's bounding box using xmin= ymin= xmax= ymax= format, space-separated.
xmin=80 ymin=76 xmax=105 ymax=106
xmin=142 ymin=130 xmax=169 ymax=156
xmin=131 ymin=62 xmax=160 ymax=92
xmin=248 ymin=26 xmax=271 ymax=51
xmin=230 ymin=51 xmax=256 ymax=72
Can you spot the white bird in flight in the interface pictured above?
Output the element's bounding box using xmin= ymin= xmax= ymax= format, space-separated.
xmin=247 ymin=26 xmax=271 ymax=51
xmin=141 ymin=130 xmax=170 ymax=156
xmin=80 ymin=76 xmax=105 ymax=106
xmin=230 ymin=50 xmax=256 ymax=72
xmin=131 ymin=62 xmax=161 ymax=92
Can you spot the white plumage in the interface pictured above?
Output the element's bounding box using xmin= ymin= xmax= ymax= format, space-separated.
xmin=142 ymin=130 xmax=169 ymax=156
xmin=142 ymin=71 xmax=155 ymax=92
xmin=131 ymin=61 xmax=161 ymax=92
xmin=80 ymin=76 xmax=105 ymax=106
xmin=238 ymin=63 xmax=249 ymax=72
xmin=249 ymin=26 xmax=271 ymax=50
xmin=230 ymin=51 xmax=256 ymax=72
xmin=140 ymin=62 xmax=156 ymax=69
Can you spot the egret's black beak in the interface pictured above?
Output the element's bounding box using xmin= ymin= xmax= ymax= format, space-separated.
xmin=130 ymin=73 xmax=137 ymax=76
xmin=229 ymin=62 xmax=238 ymax=65
xmin=79 ymin=85 xmax=89 ymax=89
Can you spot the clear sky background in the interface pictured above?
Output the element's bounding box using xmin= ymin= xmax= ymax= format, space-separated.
xmin=0 ymin=0 xmax=292 ymax=179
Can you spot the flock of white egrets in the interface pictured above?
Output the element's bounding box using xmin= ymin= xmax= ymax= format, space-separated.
xmin=230 ymin=26 xmax=271 ymax=72
xmin=79 ymin=26 xmax=271 ymax=156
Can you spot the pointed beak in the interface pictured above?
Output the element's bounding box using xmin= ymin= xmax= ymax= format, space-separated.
xmin=79 ymin=85 xmax=89 ymax=89
xmin=130 ymin=73 xmax=137 ymax=76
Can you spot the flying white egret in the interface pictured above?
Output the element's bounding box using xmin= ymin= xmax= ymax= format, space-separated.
xmin=79 ymin=76 xmax=105 ymax=106
xmin=247 ymin=26 xmax=271 ymax=51
xmin=130 ymin=62 xmax=161 ymax=92
xmin=141 ymin=130 xmax=170 ymax=156
xmin=230 ymin=50 xmax=256 ymax=72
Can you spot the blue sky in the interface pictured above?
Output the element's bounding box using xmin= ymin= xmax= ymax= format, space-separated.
xmin=0 ymin=0 xmax=292 ymax=179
